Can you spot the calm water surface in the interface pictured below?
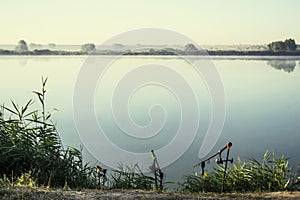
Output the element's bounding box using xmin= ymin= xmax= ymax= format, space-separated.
xmin=1 ymin=56 xmax=299 ymax=183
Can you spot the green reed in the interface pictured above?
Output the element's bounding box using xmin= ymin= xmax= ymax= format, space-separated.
xmin=0 ymin=77 xmax=95 ymax=189
xmin=109 ymin=163 xmax=154 ymax=190
xmin=179 ymin=150 xmax=299 ymax=193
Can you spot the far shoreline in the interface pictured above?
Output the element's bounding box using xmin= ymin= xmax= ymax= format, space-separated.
xmin=1 ymin=49 xmax=300 ymax=57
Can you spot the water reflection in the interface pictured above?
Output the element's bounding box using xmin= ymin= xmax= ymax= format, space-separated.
xmin=267 ymin=60 xmax=296 ymax=73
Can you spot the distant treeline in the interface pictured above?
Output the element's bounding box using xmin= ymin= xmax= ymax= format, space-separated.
xmin=124 ymin=50 xmax=300 ymax=56
xmin=1 ymin=38 xmax=300 ymax=56
xmin=2 ymin=48 xmax=300 ymax=56
xmin=206 ymin=50 xmax=300 ymax=56
xmin=0 ymin=49 xmax=83 ymax=55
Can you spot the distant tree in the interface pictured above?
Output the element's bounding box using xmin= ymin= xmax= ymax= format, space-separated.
xmin=184 ymin=43 xmax=198 ymax=52
xmin=81 ymin=43 xmax=96 ymax=52
xmin=268 ymin=41 xmax=285 ymax=51
xmin=48 ymin=43 xmax=56 ymax=49
xmin=284 ymin=39 xmax=297 ymax=51
xmin=15 ymin=40 xmax=28 ymax=51
xmin=268 ymin=38 xmax=297 ymax=51
xmin=29 ymin=43 xmax=43 ymax=50
xmin=29 ymin=43 xmax=37 ymax=50
xmin=112 ymin=43 xmax=124 ymax=50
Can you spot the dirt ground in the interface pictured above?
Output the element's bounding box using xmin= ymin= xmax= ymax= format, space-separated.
xmin=1 ymin=187 xmax=300 ymax=200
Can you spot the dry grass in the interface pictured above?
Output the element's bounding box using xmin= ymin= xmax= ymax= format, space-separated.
xmin=1 ymin=187 xmax=300 ymax=200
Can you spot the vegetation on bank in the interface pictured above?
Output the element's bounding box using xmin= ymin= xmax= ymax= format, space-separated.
xmin=268 ymin=39 xmax=297 ymax=52
xmin=2 ymin=49 xmax=300 ymax=56
xmin=0 ymin=49 xmax=83 ymax=55
xmin=1 ymin=39 xmax=300 ymax=56
xmin=0 ymin=79 xmax=300 ymax=193
xmin=179 ymin=151 xmax=300 ymax=193
xmin=0 ymin=78 xmax=94 ymax=189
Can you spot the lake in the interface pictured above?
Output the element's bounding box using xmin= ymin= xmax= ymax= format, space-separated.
xmin=1 ymin=55 xmax=300 ymax=183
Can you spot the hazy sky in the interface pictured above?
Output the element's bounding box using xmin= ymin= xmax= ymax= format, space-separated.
xmin=1 ymin=0 xmax=299 ymax=45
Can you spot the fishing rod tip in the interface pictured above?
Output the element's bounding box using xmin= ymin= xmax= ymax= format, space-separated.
xmin=227 ymin=142 xmax=232 ymax=149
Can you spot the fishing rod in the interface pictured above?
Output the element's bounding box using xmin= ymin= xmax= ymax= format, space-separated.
xmin=149 ymin=150 xmax=164 ymax=190
xmin=193 ymin=142 xmax=233 ymax=192
xmin=96 ymin=165 xmax=107 ymax=189
xmin=221 ymin=142 xmax=232 ymax=193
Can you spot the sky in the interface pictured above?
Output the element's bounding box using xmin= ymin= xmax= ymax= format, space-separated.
xmin=0 ymin=0 xmax=299 ymax=45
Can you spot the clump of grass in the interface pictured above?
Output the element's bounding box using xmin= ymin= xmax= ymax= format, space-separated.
xmin=179 ymin=150 xmax=298 ymax=193
xmin=110 ymin=163 xmax=154 ymax=190
xmin=0 ymin=77 xmax=95 ymax=189
xmin=294 ymin=163 xmax=300 ymax=190
xmin=15 ymin=171 xmax=36 ymax=187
